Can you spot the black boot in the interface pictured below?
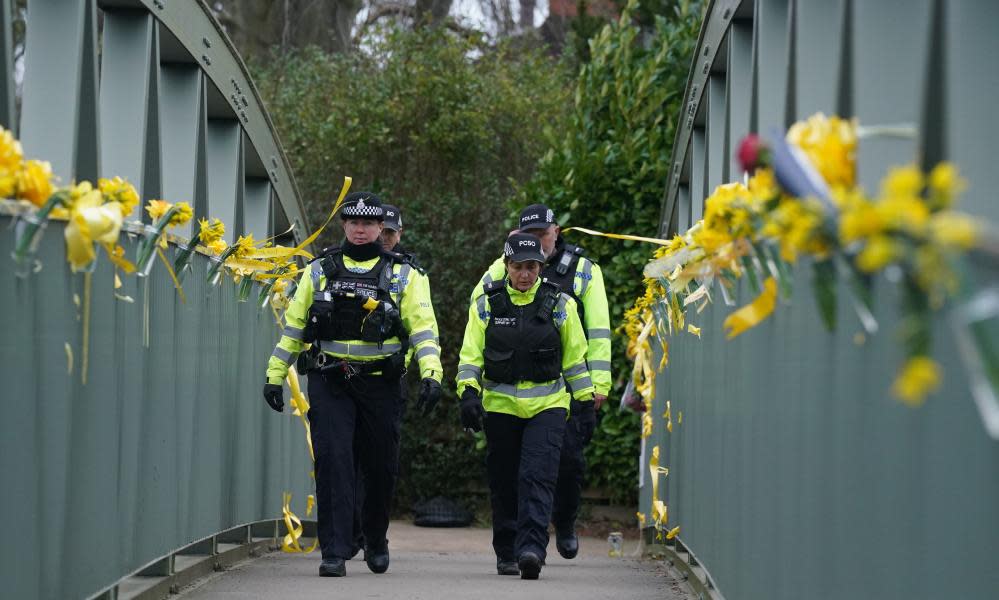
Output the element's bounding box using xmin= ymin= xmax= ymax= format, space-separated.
xmin=518 ymin=551 xmax=542 ymax=580
xmin=496 ymin=558 xmax=519 ymax=576
xmin=319 ymin=558 xmax=346 ymax=577
xmin=365 ymin=544 xmax=390 ymax=574
xmin=555 ymin=528 xmax=579 ymax=559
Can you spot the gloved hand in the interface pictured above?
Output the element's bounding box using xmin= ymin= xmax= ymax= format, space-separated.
xmin=459 ymin=387 xmax=485 ymax=432
xmin=570 ymin=398 xmax=597 ymax=444
xmin=416 ymin=378 xmax=442 ymax=416
xmin=263 ymin=383 xmax=284 ymax=413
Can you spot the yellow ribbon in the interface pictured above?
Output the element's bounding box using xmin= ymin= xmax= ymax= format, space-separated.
xmin=723 ymin=277 xmax=778 ymax=339
xmin=156 ymin=248 xmax=186 ymax=304
xmin=648 ymin=445 xmax=670 ymax=531
xmin=562 ymin=226 xmax=671 ymax=245
xmin=281 ymin=492 xmax=319 ymax=553
xmin=292 ymin=176 xmax=352 ymax=252
xmin=287 ymin=365 xmax=314 ymax=463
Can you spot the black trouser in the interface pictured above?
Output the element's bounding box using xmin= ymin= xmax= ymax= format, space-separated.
xmin=484 ymin=408 xmax=567 ymax=562
xmin=308 ymin=371 xmax=402 ymax=560
xmin=551 ymin=415 xmax=587 ymax=534
xmin=351 ymin=376 xmax=407 ymax=555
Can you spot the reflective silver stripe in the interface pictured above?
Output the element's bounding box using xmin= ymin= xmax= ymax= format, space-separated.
xmin=323 ymin=341 xmax=402 ymax=356
xmin=588 ymin=328 xmax=611 ymax=339
xmin=578 ymin=259 xmax=592 ymax=296
xmin=458 ymin=364 xmax=482 ymax=377
xmin=588 ymin=360 xmax=612 ymax=372
xmin=311 ymin=261 xmax=323 ymax=288
xmin=476 ymin=294 xmax=488 ymax=318
xmin=410 ymin=330 xmax=436 ymax=345
xmin=415 ymin=345 xmax=440 ymax=360
xmin=457 ymin=369 xmax=481 ymax=382
xmin=483 ymin=272 xmax=493 ymax=285
xmin=563 ymin=362 xmax=589 ymax=378
xmin=396 ymin=264 xmax=412 ymax=300
xmin=272 ymin=346 xmax=294 ymax=363
xmin=483 ymin=379 xmax=565 ymax=398
xmin=282 ymin=324 xmax=304 ymax=341
xmin=556 ymin=294 xmax=568 ymax=313
xmin=570 ymin=375 xmax=593 ymax=391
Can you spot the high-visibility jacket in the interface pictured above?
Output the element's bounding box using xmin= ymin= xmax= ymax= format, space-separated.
xmin=457 ymin=277 xmax=594 ymax=419
xmin=266 ymin=251 xmax=443 ymax=385
xmin=471 ymin=240 xmax=611 ymax=396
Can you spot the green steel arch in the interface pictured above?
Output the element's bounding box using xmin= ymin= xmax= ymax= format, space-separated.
xmin=1 ymin=1 xmax=316 ymax=598
xmin=643 ymin=1 xmax=998 ymax=599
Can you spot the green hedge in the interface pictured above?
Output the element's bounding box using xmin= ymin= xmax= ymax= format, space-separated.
xmin=517 ymin=0 xmax=702 ymax=504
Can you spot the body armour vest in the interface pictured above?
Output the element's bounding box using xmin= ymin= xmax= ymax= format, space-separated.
xmin=482 ymin=279 xmax=563 ymax=385
xmin=543 ymin=244 xmax=586 ymax=330
xmin=304 ymin=250 xmax=402 ymax=345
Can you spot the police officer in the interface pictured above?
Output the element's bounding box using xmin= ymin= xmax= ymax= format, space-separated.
xmin=470 ymin=203 xmax=611 ymax=560
xmin=456 ymin=232 xmax=594 ymax=580
xmin=263 ymin=192 xmax=443 ymax=578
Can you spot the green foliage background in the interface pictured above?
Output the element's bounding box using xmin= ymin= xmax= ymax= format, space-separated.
xmin=252 ymin=28 xmax=571 ymax=509
xmin=252 ymin=1 xmax=702 ymax=510
xmin=517 ymin=0 xmax=702 ymax=503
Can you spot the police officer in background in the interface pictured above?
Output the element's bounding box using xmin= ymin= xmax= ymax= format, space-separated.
xmin=263 ymin=192 xmax=443 ymax=578
xmin=470 ymin=203 xmax=612 ymax=560
xmin=457 ymin=233 xmax=594 ymax=580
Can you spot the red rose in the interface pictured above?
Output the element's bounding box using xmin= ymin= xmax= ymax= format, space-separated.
xmin=737 ymin=133 xmax=770 ymax=174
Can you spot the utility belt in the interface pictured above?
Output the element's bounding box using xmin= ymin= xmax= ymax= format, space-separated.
xmin=297 ymin=341 xmax=408 ymax=380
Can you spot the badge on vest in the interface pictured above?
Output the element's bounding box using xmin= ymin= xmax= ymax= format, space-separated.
xmin=493 ymin=316 xmax=517 ymax=327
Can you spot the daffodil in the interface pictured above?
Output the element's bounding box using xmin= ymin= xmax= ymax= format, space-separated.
xmin=880 ymin=164 xmax=924 ymax=200
xmin=98 ymin=176 xmax=139 ymax=218
xmin=0 ymin=127 xmax=23 ymax=197
xmin=892 ymin=356 xmax=941 ymax=406
xmin=232 ymin=234 xmax=257 ymax=258
xmin=146 ymin=199 xmax=170 ymax=221
xmin=786 ymin=113 xmax=857 ymax=188
xmin=198 ymin=217 xmax=226 ymax=245
xmin=16 ymin=160 xmax=54 ymax=207
xmin=206 ymin=239 xmax=228 ymax=256
xmin=855 ymin=235 xmax=899 ymax=273
xmin=926 ymin=162 xmax=965 ymax=210
xmin=928 ymin=211 xmax=978 ymax=249
xmin=170 ymin=202 xmax=193 ymax=226
xmin=64 ymin=188 xmax=125 ymax=270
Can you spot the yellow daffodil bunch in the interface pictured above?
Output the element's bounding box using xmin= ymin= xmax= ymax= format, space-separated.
xmin=625 ymin=112 xmax=989 ymax=413
xmin=198 ymin=218 xmax=227 ymax=255
xmin=145 ymin=199 xmax=194 ymax=227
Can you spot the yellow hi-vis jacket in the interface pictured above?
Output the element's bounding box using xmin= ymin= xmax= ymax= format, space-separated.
xmin=266 ymin=253 xmax=443 ymax=385
xmin=471 ymin=251 xmax=612 ymax=396
xmin=456 ymin=278 xmax=594 ymax=419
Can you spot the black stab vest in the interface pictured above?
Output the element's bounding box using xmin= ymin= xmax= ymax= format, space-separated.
xmin=542 ymin=243 xmax=586 ymax=331
xmin=305 ymin=250 xmax=401 ymax=344
xmin=482 ymin=279 xmax=563 ymax=385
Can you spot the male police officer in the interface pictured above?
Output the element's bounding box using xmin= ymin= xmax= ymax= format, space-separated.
xmin=263 ymin=192 xmax=443 ymax=577
xmin=469 ymin=203 xmax=611 ymax=559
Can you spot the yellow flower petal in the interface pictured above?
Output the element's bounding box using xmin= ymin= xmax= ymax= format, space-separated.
xmin=892 ymin=356 xmax=941 ymax=407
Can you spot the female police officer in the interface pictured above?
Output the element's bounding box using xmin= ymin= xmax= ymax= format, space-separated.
xmin=455 ymin=232 xmax=593 ymax=580
xmin=263 ymin=192 xmax=443 ymax=578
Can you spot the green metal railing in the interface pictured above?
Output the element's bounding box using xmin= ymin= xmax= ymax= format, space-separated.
xmin=1 ymin=1 xmax=315 ymax=598
xmin=642 ymin=1 xmax=999 ymax=598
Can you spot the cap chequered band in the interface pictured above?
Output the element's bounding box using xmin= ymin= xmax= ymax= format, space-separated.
xmin=342 ymin=198 xmax=384 ymax=217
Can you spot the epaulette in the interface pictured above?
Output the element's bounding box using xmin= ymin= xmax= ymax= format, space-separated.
xmin=483 ymin=279 xmax=505 ymax=295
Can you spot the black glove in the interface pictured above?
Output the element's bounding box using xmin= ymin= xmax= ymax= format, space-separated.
xmin=263 ymin=383 xmax=284 ymax=413
xmin=416 ymin=378 xmax=442 ymax=416
xmin=459 ymin=388 xmax=485 ymax=432
xmin=570 ymin=398 xmax=597 ymax=444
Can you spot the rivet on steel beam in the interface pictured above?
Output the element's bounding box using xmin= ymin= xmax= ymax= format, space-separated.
xmin=702 ymin=60 xmax=710 ymax=74
xmin=241 ymin=96 xmax=249 ymax=108
xmin=271 ymin=157 xmax=278 ymax=167
xmin=203 ymin=37 xmax=212 ymax=48
xmin=722 ymin=8 xmax=731 ymax=19
xmin=703 ymin=44 xmax=710 ymax=57
xmin=202 ymin=55 xmax=211 ymax=66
